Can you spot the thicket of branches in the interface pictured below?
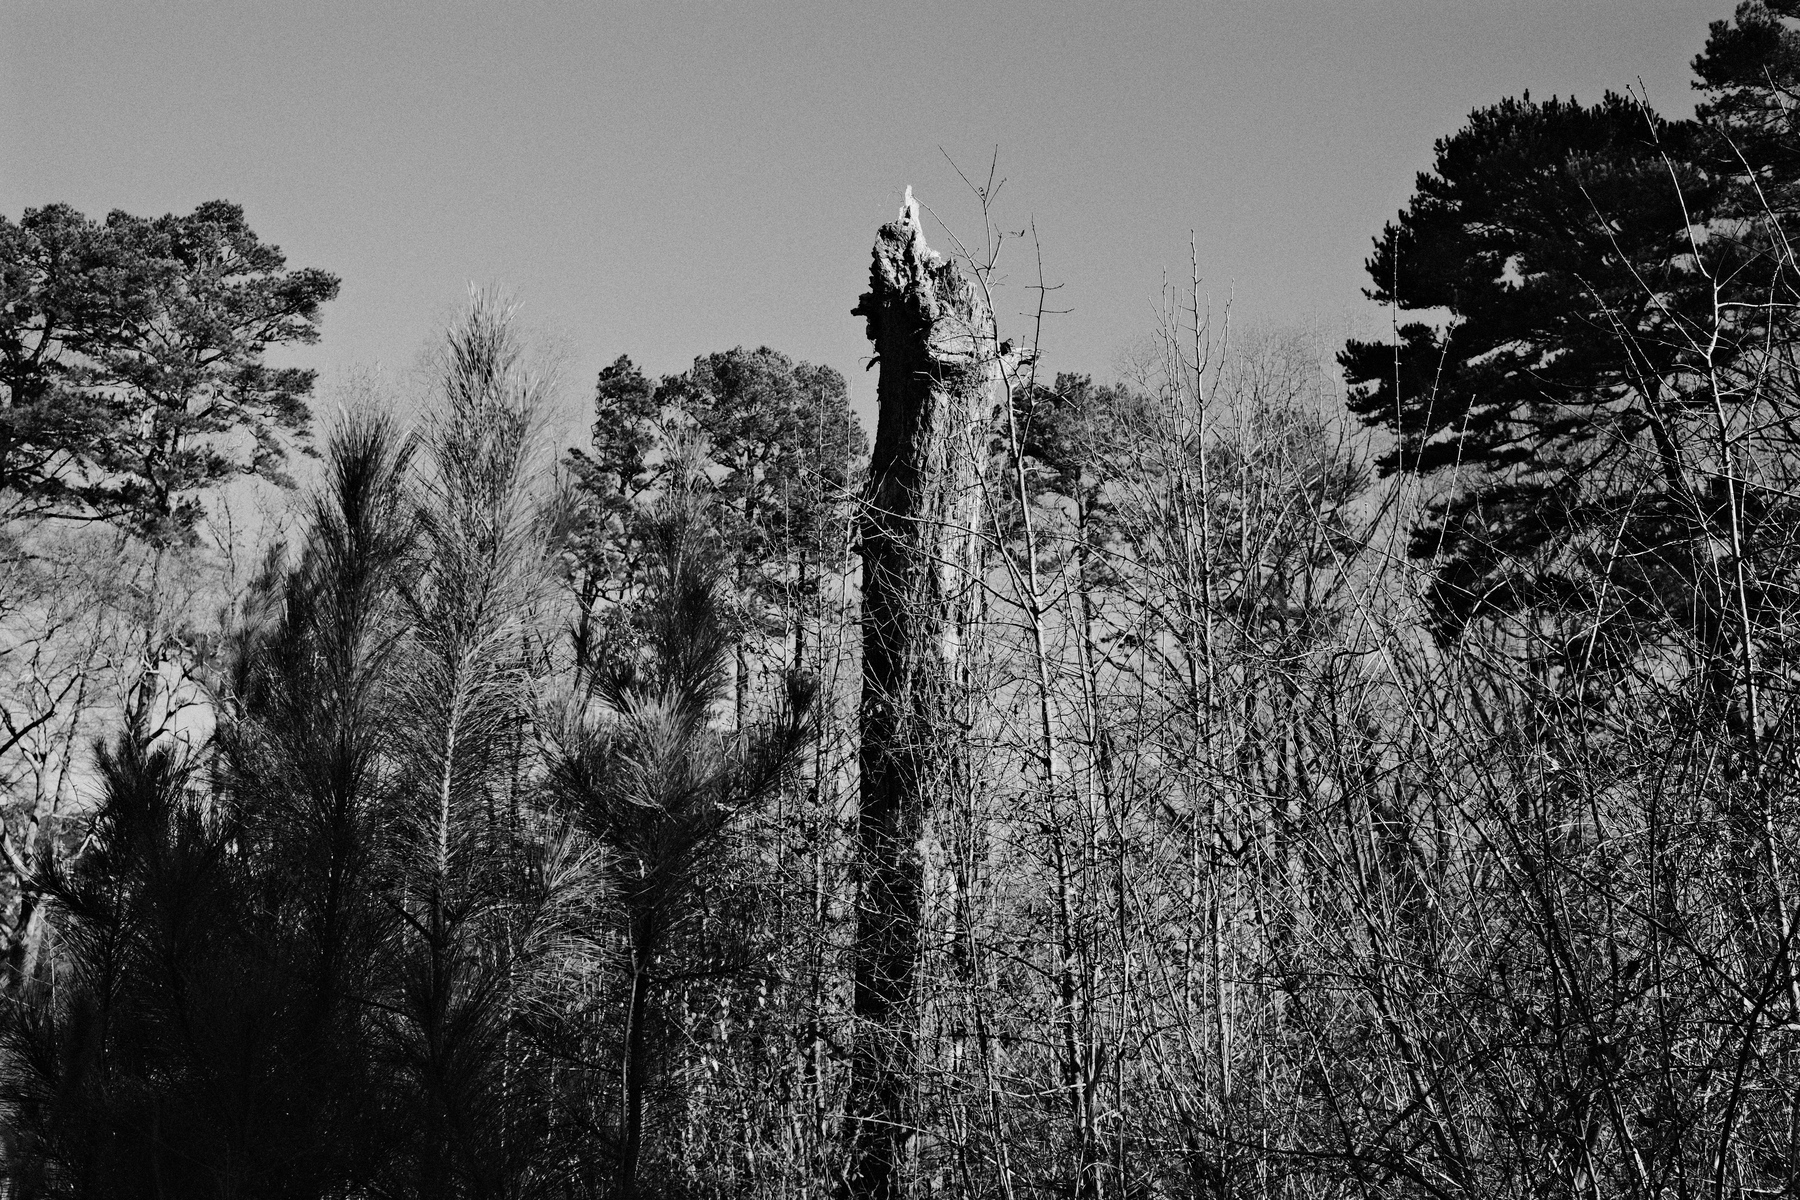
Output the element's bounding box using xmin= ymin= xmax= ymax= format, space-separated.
xmin=6 ymin=3 xmax=1800 ymax=1198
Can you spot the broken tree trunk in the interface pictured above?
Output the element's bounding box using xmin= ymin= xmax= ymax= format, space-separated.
xmin=841 ymin=196 xmax=1008 ymax=1200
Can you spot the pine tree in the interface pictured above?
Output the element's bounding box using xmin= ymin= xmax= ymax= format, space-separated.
xmin=1340 ymin=86 xmax=1800 ymax=674
xmin=0 ymin=201 xmax=339 ymax=542
xmin=545 ymin=496 xmax=812 ymax=1198
xmin=1 ymin=412 xmax=412 ymax=1198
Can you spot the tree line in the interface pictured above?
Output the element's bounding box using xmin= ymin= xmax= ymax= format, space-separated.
xmin=4 ymin=3 xmax=1800 ymax=1197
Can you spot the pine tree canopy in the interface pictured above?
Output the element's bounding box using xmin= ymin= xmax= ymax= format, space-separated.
xmin=1341 ymin=38 xmax=1800 ymax=641
xmin=0 ymin=200 xmax=339 ymax=543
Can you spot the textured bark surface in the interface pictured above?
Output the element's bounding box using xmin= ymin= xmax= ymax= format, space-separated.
xmin=841 ymin=202 xmax=1002 ymax=1199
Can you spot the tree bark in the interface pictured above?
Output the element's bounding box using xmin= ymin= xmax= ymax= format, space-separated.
xmin=840 ymin=199 xmax=1003 ymax=1200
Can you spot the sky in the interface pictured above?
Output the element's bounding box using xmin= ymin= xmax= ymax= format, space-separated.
xmin=1 ymin=0 xmax=1718 ymax=436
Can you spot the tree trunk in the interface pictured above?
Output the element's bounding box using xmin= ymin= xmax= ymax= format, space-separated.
xmin=840 ymin=198 xmax=1005 ymax=1200
xmin=621 ymin=954 xmax=652 ymax=1199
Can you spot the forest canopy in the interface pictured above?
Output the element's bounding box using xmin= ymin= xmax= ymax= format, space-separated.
xmin=6 ymin=4 xmax=1800 ymax=1199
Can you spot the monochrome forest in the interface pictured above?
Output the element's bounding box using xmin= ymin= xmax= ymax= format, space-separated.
xmin=7 ymin=6 xmax=1800 ymax=1198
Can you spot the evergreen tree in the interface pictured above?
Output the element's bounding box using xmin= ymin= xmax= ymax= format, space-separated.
xmin=0 ymin=413 xmax=412 ymax=1199
xmin=1693 ymin=0 xmax=1800 ymax=207
xmin=379 ymin=292 xmax=593 ymax=1199
xmin=563 ymin=346 xmax=862 ymax=697
xmin=0 ymin=201 xmax=339 ymax=543
xmin=1340 ymin=85 xmax=1800 ymax=666
xmin=545 ymin=498 xmax=813 ymax=1198
xmin=673 ymin=349 xmax=860 ymax=590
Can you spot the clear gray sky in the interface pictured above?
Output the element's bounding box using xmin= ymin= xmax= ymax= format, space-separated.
xmin=2 ymin=0 xmax=1714 ymax=431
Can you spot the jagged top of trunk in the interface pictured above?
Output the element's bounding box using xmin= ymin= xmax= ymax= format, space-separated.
xmin=852 ymin=209 xmax=982 ymax=353
xmin=851 ymin=196 xmax=996 ymax=505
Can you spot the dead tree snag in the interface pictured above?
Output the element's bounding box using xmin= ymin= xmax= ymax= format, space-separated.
xmin=840 ymin=194 xmax=1008 ymax=1199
